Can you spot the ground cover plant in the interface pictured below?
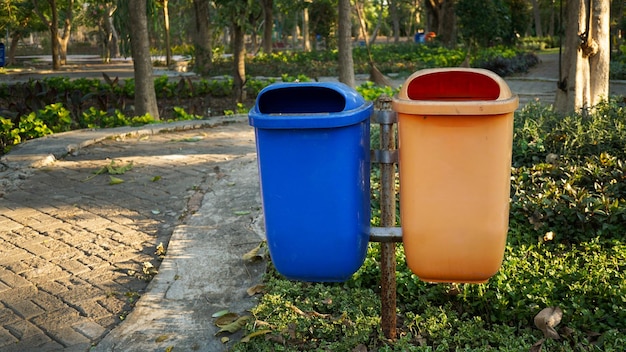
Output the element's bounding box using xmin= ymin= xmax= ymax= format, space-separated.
xmin=228 ymin=100 xmax=626 ymax=351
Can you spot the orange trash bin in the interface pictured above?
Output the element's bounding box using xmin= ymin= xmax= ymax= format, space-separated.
xmin=392 ymin=68 xmax=519 ymax=283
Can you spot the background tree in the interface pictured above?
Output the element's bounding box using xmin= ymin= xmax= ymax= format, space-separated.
xmin=32 ymin=0 xmax=75 ymax=69
xmin=457 ymin=0 xmax=514 ymax=47
xmin=424 ymin=0 xmax=456 ymax=47
xmin=555 ymin=0 xmax=610 ymax=114
xmin=531 ymin=0 xmax=543 ymax=36
xmin=128 ymin=0 xmax=160 ymax=119
xmin=192 ymin=0 xmax=212 ymax=75
xmin=0 ymin=0 xmax=44 ymax=66
xmin=214 ymin=0 xmax=260 ymax=103
xmin=338 ymin=0 xmax=355 ymax=87
xmin=86 ymin=1 xmax=120 ymax=63
xmin=303 ymin=1 xmax=311 ymax=51
xmin=157 ymin=0 xmax=172 ymax=66
xmin=309 ymin=0 xmax=337 ymax=49
xmin=388 ymin=0 xmax=400 ymax=42
xmin=260 ymin=0 xmax=274 ymax=53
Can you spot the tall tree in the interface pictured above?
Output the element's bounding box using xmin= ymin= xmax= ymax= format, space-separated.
xmin=389 ymin=0 xmax=401 ymax=42
xmin=128 ymin=0 xmax=160 ymax=119
xmin=215 ymin=0 xmax=258 ymax=103
xmin=555 ymin=0 xmax=610 ymax=114
xmin=89 ymin=1 xmax=120 ymax=63
xmin=531 ymin=0 xmax=543 ymax=36
xmin=424 ymin=0 xmax=456 ymax=47
xmin=338 ymin=0 xmax=355 ymax=87
xmin=260 ymin=0 xmax=273 ymax=53
xmin=159 ymin=0 xmax=172 ymax=66
xmin=192 ymin=0 xmax=212 ymax=75
xmin=0 ymin=0 xmax=43 ymax=66
xmin=32 ymin=0 xmax=74 ymax=69
xmin=303 ymin=1 xmax=311 ymax=51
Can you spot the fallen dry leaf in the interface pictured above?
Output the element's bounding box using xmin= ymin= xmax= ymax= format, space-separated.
xmin=534 ymin=307 xmax=563 ymax=339
xmin=240 ymin=329 xmax=272 ymax=343
xmin=215 ymin=316 xmax=251 ymax=335
xmin=242 ymin=242 xmax=265 ymax=261
xmin=246 ymin=284 xmax=266 ymax=296
xmin=154 ymin=335 xmax=168 ymax=343
xmin=215 ymin=313 xmax=240 ymax=327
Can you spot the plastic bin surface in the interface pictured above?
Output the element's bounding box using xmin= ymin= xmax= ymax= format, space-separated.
xmin=249 ymin=82 xmax=373 ymax=282
xmin=392 ymin=68 xmax=519 ymax=283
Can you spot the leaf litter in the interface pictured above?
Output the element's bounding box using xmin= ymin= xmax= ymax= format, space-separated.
xmin=83 ymin=159 xmax=134 ymax=182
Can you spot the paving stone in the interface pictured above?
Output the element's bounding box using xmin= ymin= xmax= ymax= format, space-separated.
xmin=31 ymin=291 xmax=70 ymax=313
xmin=0 ymin=245 xmax=31 ymax=267
xmin=2 ymin=299 xmax=44 ymax=320
xmin=0 ymin=216 xmax=22 ymax=232
xmin=73 ymin=320 xmax=107 ymax=340
xmin=50 ymin=325 xmax=92 ymax=347
xmin=35 ymin=280 xmax=70 ymax=296
xmin=58 ymin=281 xmax=107 ymax=304
xmin=0 ymin=306 xmax=21 ymax=325
xmin=20 ymin=261 xmax=65 ymax=281
xmin=0 ymin=336 xmax=62 ymax=352
xmin=4 ymin=319 xmax=44 ymax=339
xmin=73 ymin=300 xmax=112 ymax=320
xmin=55 ymin=259 xmax=92 ymax=276
xmin=0 ymin=268 xmax=32 ymax=288
xmin=0 ymin=281 xmax=10 ymax=293
xmin=0 ymin=327 xmax=19 ymax=349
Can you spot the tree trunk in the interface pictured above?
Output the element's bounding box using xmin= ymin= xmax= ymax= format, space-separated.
xmin=531 ymin=0 xmax=543 ymax=37
xmin=555 ymin=0 xmax=610 ymax=114
xmin=7 ymin=33 xmax=21 ymax=66
xmin=102 ymin=4 xmax=120 ymax=63
xmin=163 ymin=0 xmax=172 ymax=67
xmin=233 ymin=23 xmax=247 ymax=103
xmin=261 ymin=0 xmax=274 ymax=53
xmin=389 ymin=0 xmax=400 ymax=43
xmin=193 ymin=0 xmax=212 ymax=76
xmin=438 ymin=0 xmax=456 ymax=47
xmin=338 ymin=0 xmax=355 ymax=87
xmin=57 ymin=0 xmax=73 ymax=66
xmin=48 ymin=0 xmax=60 ymax=69
xmin=129 ymin=0 xmax=160 ymax=119
xmin=426 ymin=0 xmax=457 ymax=47
xmin=355 ymin=1 xmax=368 ymax=42
xmin=303 ymin=7 xmax=311 ymax=52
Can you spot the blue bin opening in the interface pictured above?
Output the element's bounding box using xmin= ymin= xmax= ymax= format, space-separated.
xmin=257 ymin=86 xmax=346 ymax=114
xmin=249 ymin=82 xmax=372 ymax=130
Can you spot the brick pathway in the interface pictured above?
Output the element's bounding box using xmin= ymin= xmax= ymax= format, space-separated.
xmin=0 ymin=121 xmax=255 ymax=351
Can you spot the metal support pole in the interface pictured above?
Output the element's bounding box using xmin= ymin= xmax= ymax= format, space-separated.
xmin=372 ymin=97 xmax=398 ymax=340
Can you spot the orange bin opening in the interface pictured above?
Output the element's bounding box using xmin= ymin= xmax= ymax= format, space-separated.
xmin=406 ymin=71 xmax=501 ymax=101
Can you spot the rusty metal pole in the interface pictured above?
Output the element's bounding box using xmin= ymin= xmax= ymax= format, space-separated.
xmin=374 ymin=96 xmax=397 ymax=340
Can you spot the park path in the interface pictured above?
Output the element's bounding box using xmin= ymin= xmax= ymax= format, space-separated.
xmin=0 ymin=119 xmax=262 ymax=351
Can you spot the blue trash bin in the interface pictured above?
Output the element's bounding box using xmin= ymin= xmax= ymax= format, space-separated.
xmin=249 ymin=82 xmax=373 ymax=282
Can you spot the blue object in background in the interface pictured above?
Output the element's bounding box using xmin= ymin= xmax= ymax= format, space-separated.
xmin=0 ymin=43 xmax=5 ymax=67
xmin=249 ymin=82 xmax=373 ymax=282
